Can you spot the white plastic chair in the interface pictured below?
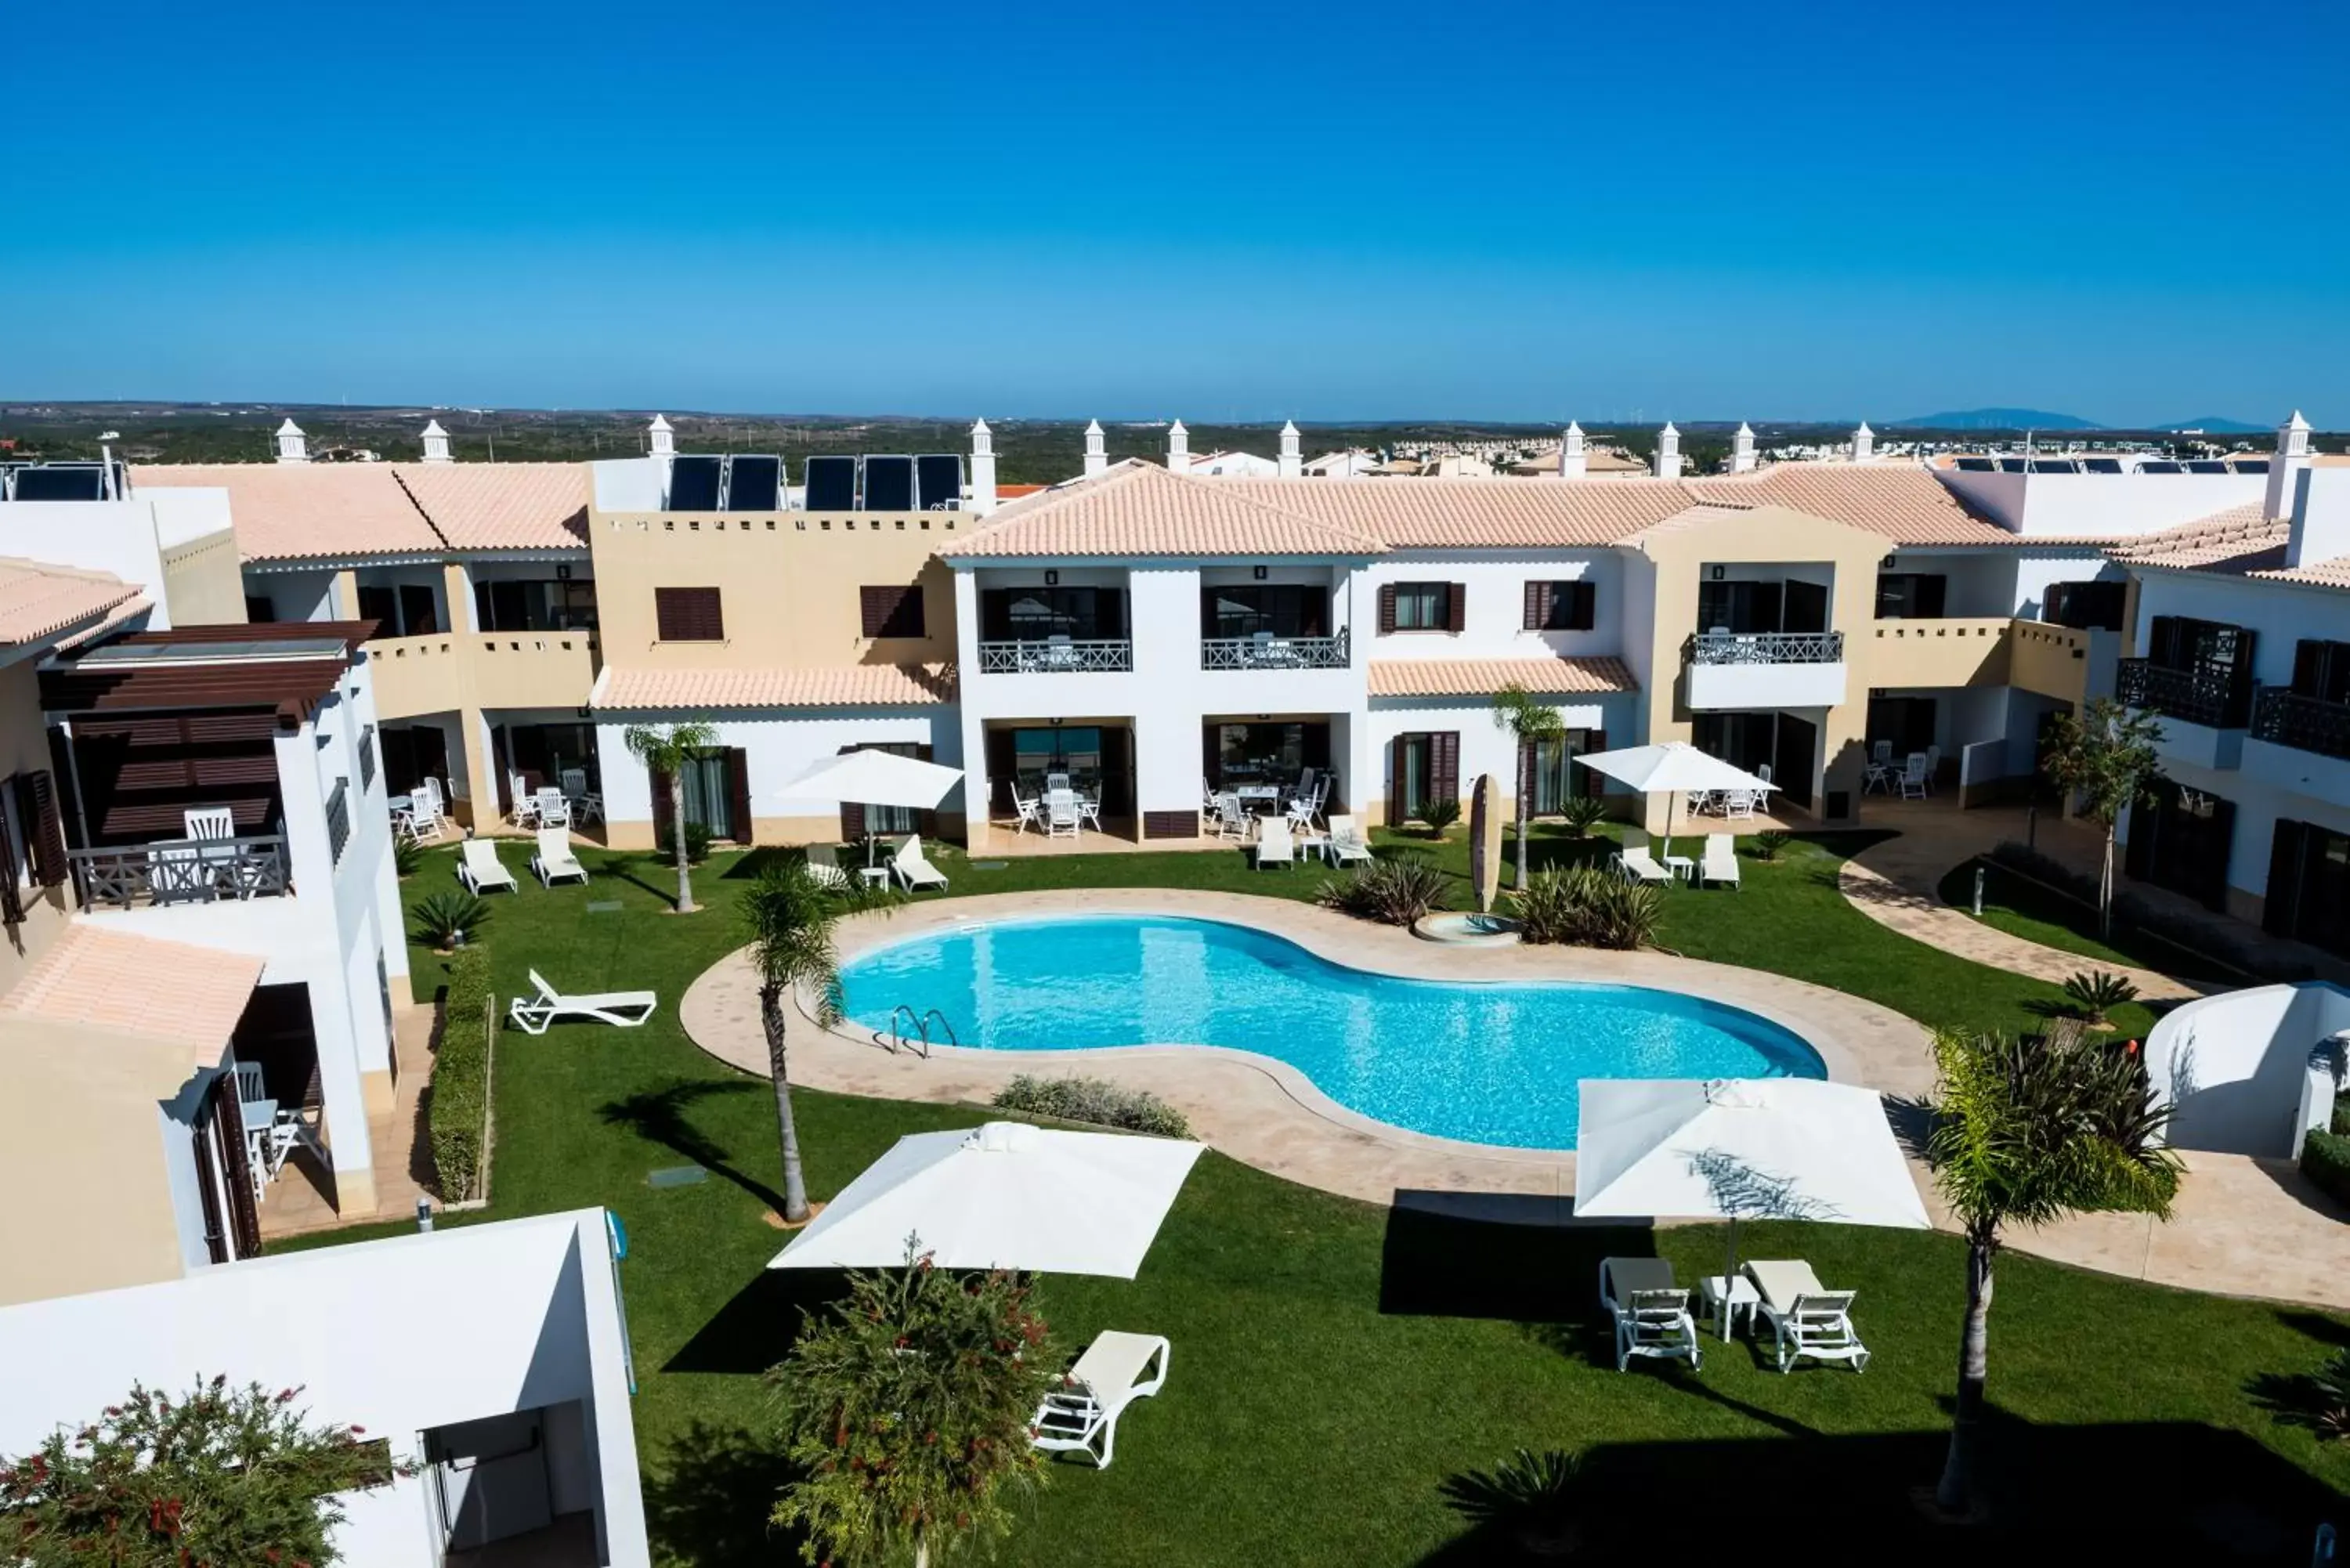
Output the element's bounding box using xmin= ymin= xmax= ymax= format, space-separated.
xmin=560 ymin=767 xmax=589 ymax=801
xmin=1600 ymin=1258 xmax=1701 ymax=1372
xmin=1870 ymin=739 xmax=1892 ymax=766
xmin=457 ymin=837 xmax=518 ymax=894
xmin=1045 ymin=771 xmax=1072 ymax=793
xmin=531 ymin=826 xmax=587 ymax=886
xmin=1615 ymin=829 xmax=1672 ymax=887
xmin=803 ymin=843 xmax=851 ymax=891
xmin=508 ymin=968 xmax=657 ymax=1034
xmin=1325 ymin=814 xmax=1374 ymax=866
xmin=534 ymin=787 xmax=570 ymax=829
xmin=1723 ymin=789 xmax=1756 ymax=820
xmin=510 ymin=775 xmax=540 ymax=826
xmin=1046 ymin=789 xmax=1081 ymax=840
xmin=1745 ymin=1260 xmax=1870 ymax=1374
xmin=892 ymin=834 xmax=949 ymax=892
xmin=232 ymin=1060 xmax=268 ymax=1104
xmin=1008 ymin=785 xmax=1042 ymax=837
xmin=1701 ymin=833 xmax=1740 ymax=890
xmin=1031 ymin=1331 xmax=1170 ymax=1469
xmin=1899 ymin=753 xmax=1929 ymax=800
xmin=1255 ymin=818 xmax=1296 ymax=870
xmin=1923 ymin=745 xmax=1942 ymax=793
xmin=1076 ymin=793 xmax=1104 ymax=832
xmin=1755 ymin=763 xmax=1774 ymax=786
xmin=1214 ymin=793 xmax=1250 ymax=842
xmin=185 ymin=806 xmax=235 ymax=841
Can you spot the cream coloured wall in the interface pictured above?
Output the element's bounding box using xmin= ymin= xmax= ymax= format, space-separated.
xmin=588 ymin=510 xmax=960 ymax=670
xmin=158 ymin=530 xmax=248 ymax=626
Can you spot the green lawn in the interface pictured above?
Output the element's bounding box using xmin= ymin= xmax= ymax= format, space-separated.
xmin=1932 ymin=855 xmax=2240 ymax=987
xmin=280 ymin=838 xmax=2343 ymax=1563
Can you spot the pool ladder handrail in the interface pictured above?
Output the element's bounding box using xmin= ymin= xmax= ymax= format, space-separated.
xmin=885 ymin=1005 xmax=958 ymax=1059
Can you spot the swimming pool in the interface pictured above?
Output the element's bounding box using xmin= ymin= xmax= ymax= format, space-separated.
xmin=838 ymin=915 xmax=1825 ymax=1150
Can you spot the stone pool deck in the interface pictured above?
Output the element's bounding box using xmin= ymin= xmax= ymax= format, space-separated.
xmin=678 ymin=887 xmax=2350 ymax=1310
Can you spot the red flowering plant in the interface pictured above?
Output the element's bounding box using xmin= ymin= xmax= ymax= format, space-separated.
xmin=0 ymin=1375 xmax=400 ymax=1567
xmin=768 ymin=1242 xmax=1057 ymax=1567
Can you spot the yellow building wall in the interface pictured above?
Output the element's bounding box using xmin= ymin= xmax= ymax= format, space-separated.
xmin=157 ymin=530 xmax=250 ymax=626
xmin=1862 ymin=617 xmax=2016 ymax=689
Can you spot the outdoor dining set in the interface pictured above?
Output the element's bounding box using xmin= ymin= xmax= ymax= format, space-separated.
xmin=1007 ymin=773 xmax=1106 ymax=840
xmin=387 ymin=768 xmax=604 ymax=847
xmin=1863 ymin=740 xmax=1940 ymax=799
xmin=228 ymin=1059 xmax=326 ymax=1207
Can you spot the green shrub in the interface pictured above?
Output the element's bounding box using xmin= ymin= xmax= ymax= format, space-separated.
xmin=410 ymin=890 xmax=487 ymax=950
xmin=428 ymin=945 xmax=494 ymax=1202
xmin=659 ymin=819 xmax=714 ymax=865
xmin=1316 ymin=854 xmax=1450 ymax=926
xmin=992 ymin=1075 xmax=1191 ymax=1138
xmin=1507 ymin=866 xmax=1661 ymax=951
xmin=1418 ymin=796 xmax=1462 ymax=835
xmin=393 ymin=834 xmax=422 ymax=878
xmin=1753 ymin=829 xmax=1791 ymax=862
xmin=2304 ymin=1129 xmax=2350 ymax=1211
xmin=1441 ymin=1448 xmax=1585 ymax=1556
xmin=2333 ymin=1092 xmax=2348 ymax=1138
xmin=1560 ymin=797 xmax=1607 ymax=839
xmin=2061 ymin=969 xmax=2140 ymax=1026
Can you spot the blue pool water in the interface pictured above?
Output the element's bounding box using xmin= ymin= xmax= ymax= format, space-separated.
xmin=838 ymin=916 xmax=1824 ymax=1150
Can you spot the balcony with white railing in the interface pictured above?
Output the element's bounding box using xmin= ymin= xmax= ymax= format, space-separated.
xmin=976 ymin=637 xmax=1135 ymax=674
xmin=1684 ymin=630 xmax=1848 ymax=710
xmin=1202 ymin=629 xmax=1351 ymax=671
xmin=69 ymin=835 xmax=293 ymax=910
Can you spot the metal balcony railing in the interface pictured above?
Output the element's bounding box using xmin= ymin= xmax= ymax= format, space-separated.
xmin=976 ymin=638 xmax=1133 ymax=674
xmin=359 ymin=726 xmax=378 ymax=790
xmin=1202 ymin=630 xmax=1350 ymax=670
xmin=1687 ymin=630 xmax=1846 ymax=666
xmin=2252 ymin=687 xmax=2350 ymax=761
xmin=70 ymin=835 xmax=291 ymax=910
xmin=2117 ymin=659 xmax=2254 ymax=729
xmin=326 ymin=779 xmax=351 ymax=864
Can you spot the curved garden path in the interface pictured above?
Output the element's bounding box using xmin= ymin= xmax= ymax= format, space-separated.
xmin=678 ymin=886 xmax=2350 ymax=1308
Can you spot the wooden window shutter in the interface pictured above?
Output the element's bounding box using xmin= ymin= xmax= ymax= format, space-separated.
xmin=655 ymin=587 xmax=725 ymax=642
xmin=725 ymin=749 xmax=753 ymax=844
xmin=208 ymin=1073 xmax=262 ymax=1259
xmin=1446 ymin=583 xmax=1466 ymax=634
xmin=1523 ymin=580 xmax=1550 ymax=630
xmin=860 ymin=584 xmax=926 ymax=639
xmin=837 ymin=744 xmax=866 ymax=841
xmin=0 ymin=781 xmax=21 ymax=927
xmin=2263 ymin=819 xmax=2307 ymax=937
xmin=1378 ymin=583 xmax=1397 ymax=634
xmin=649 ymin=764 xmax=675 ymax=844
xmin=1433 ymin=732 xmax=1459 ymax=807
xmin=1577 ymin=731 xmax=1607 ymax=798
xmin=26 ymin=771 xmax=64 ymax=888
xmin=1386 ymin=737 xmax=1408 ymax=829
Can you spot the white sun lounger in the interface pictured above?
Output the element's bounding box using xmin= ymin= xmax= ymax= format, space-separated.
xmin=1615 ymin=830 xmax=1672 ymax=887
xmin=457 ymin=837 xmax=519 ymax=894
xmin=531 ymin=826 xmax=588 ymax=887
xmin=508 ymin=968 xmax=658 ymax=1035
xmin=1325 ymin=813 xmax=1374 ymax=867
xmin=892 ymin=834 xmax=949 ymax=893
xmin=1032 ymin=1331 xmax=1170 ymax=1468
xmin=1600 ymin=1256 xmax=1701 ymax=1372
xmin=803 ymin=843 xmax=851 ymax=891
xmin=1701 ymin=833 xmax=1740 ymax=890
xmin=1744 ymin=1259 xmax=1869 ymax=1373
xmin=1255 ymin=817 xmax=1295 ymax=870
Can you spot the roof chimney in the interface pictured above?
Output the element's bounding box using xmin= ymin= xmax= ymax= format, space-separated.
xmin=1654 ymin=422 xmax=1683 ymax=480
xmin=420 ymin=418 xmax=452 ymax=464
xmin=2267 ymin=410 xmax=2313 ymax=520
xmin=1851 ymin=421 xmax=1875 ymax=463
xmin=1167 ymin=419 xmax=1189 ymax=473
xmin=969 ymin=418 xmax=998 ymax=516
xmin=274 ymin=418 xmax=308 ymax=464
xmin=1559 ymin=421 xmax=1586 ymax=479
xmin=1083 ymin=419 xmax=1107 ymax=479
xmin=1278 ymin=420 xmax=1302 ymax=479
xmin=2285 ymin=465 xmax=2350 ymax=570
xmin=1730 ymin=421 xmax=1757 ymax=473
xmin=647 ymin=414 xmax=674 ymax=459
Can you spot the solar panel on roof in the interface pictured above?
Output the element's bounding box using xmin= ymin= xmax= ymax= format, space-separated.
xmin=861 ymin=455 xmax=914 ymax=511
xmin=2186 ymin=461 xmax=2231 ymax=474
xmin=1954 ymin=457 xmax=1997 ymax=472
xmin=2082 ymin=458 xmax=2124 ymax=474
xmin=667 ymin=455 xmax=723 ymax=510
xmin=914 ymin=453 xmax=964 ymax=511
xmin=2138 ymin=461 xmax=2184 ymax=474
xmin=804 ymin=456 xmax=858 ymax=511
xmin=12 ymin=464 xmax=107 ymax=501
xmin=2229 ymin=460 xmax=2270 ymax=474
xmin=1998 ymin=458 xmax=2029 ymax=473
xmin=723 ymin=455 xmax=782 ymax=510
xmin=2028 ymin=460 xmax=2077 ymax=474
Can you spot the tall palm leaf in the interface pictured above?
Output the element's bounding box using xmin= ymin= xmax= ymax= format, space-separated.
xmin=623 ymin=721 xmax=718 ymax=913
xmin=1490 ymin=683 xmax=1567 ymax=891
xmin=742 ymin=859 xmax=894 ymax=1223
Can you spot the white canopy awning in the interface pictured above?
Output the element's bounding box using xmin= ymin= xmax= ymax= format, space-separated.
xmin=768 ymin=1122 xmax=1205 ymax=1279
xmin=1574 ymin=741 xmax=1776 ymax=800
xmin=776 ymin=748 xmax=963 ymax=811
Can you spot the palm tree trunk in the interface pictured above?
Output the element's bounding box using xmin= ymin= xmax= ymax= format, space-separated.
xmin=1514 ymin=740 xmax=1531 ymax=892
xmin=671 ymin=771 xmax=697 ymax=914
xmin=2098 ymin=823 xmax=2115 ymax=939
xmin=762 ymin=984 xmax=810 ymax=1222
xmin=1936 ymin=1225 xmax=1997 ymax=1512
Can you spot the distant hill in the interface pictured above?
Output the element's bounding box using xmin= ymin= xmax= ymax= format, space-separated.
xmin=1890 ymin=408 xmax=2100 ymax=431
xmin=2156 ymin=415 xmax=2266 ymax=434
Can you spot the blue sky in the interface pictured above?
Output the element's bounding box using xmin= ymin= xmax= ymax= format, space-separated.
xmin=9 ymin=0 xmax=2346 ymax=424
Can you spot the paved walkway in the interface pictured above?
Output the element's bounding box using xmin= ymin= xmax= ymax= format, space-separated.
xmin=1838 ymin=798 xmax=2201 ymax=1003
xmin=678 ymin=887 xmax=2350 ymax=1309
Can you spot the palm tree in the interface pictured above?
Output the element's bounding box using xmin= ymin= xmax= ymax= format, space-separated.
xmin=1490 ymin=683 xmax=1567 ymax=891
xmin=741 ymin=859 xmax=891 ymax=1223
xmin=2039 ymin=696 xmax=2164 ymax=938
xmin=622 ymin=721 xmax=718 ymax=913
xmin=1929 ymin=1026 xmax=2181 ymax=1513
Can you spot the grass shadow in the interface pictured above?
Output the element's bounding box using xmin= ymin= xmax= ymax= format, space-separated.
xmin=640 ymin=1418 xmax=806 ymax=1567
xmin=599 ymin=1079 xmax=787 ymax=1215
xmin=1378 ymin=1190 xmax=1647 ymax=1357
xmin=664 ymin=1265 xmax=855 ymax=1375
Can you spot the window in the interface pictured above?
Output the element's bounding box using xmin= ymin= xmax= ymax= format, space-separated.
xmin=2124 ymin=781 xmax=2236 ymax=912
xmin=981 ymin=586 xmax=1124 ymax=641
xmin=1524 ymin=580 xmax=1596 ymax=630
xmin=1874 ymin=573 xmax=1947 ymax=620
xmin=1202 ymin=584 xmax=1327 ymax=639
xmin=2044 ymin=580 xmax=2124 ymax=631
xmin=859 ymin=585 xmax=927 ymax=639
xmin=244 ymin=594 xmax=276 ymax=624
xmin=678 ymin=751 xmax=735 ymax=839
xmin=2290 ymin=638 xmax=2350 ymax=705
xmin=1385 ymin=582 xmax=1455 ymax=632
xmin=1528 ymin=732 xmax=1590 ymax=815
xmin=2266 ymin=820 xmax=2350 ymax=959
xmin=477 ymin=579 xmax=597 ymax=632
xmin=1386 ymin=731 xmax=1458 ymax=826
xmin=654 ymin=587 xmax=725 ymax=642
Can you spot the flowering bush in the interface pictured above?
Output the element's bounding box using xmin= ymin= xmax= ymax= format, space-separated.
xmin=0 ymin=1375 xmax=393 ymax=1567
xmin=769 ymin=1252 xmax=1058 ymax=1567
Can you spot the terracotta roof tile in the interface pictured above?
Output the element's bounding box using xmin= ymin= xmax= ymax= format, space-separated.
xmin=0 ymin=560 xmax=144 ymax=648
xmin=1220 ymin=476 xmax=1697 ymax=548
xmin=1368 ymin=655 xmax=1638 ymax=699
xmin=392 ymin=462 xmax=588 ymax=551
xmin=2116 ymin=502 xmax=2350 ymax=588
xmin=129 ymin=463 xmax=442 ymax=562
xmin=942 ymin=461 xmax=1386 ymax=558
xmin=1688 ymin=464 xmax=2015 ymax=544
xmin=594 ymin=663 xmax=956 ymax=710
xmin=1 ymin=925 xmax=262 ymax=1063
